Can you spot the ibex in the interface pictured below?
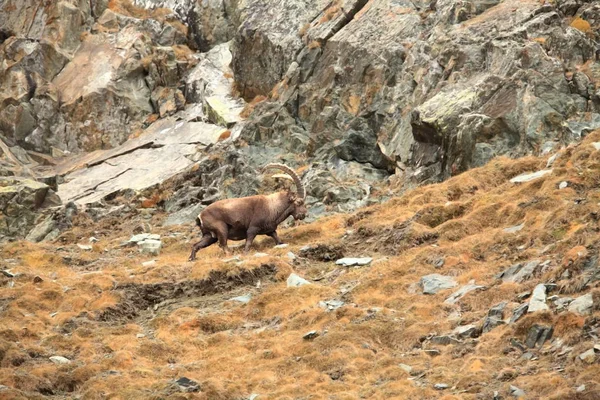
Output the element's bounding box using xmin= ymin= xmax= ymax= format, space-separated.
xmin=188 ymin=163 xmax=307 ymax=261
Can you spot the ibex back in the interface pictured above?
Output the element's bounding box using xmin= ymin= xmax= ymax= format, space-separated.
xmin=188 ymin=163 xmax=307 ymax=261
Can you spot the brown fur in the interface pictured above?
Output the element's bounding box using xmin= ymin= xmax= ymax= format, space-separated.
xmin=188 ymin=164 xmax=307 ymax=261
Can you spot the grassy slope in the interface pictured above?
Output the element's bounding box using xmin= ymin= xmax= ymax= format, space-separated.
xmin=3 ymin=132 xmax=600 ymax=399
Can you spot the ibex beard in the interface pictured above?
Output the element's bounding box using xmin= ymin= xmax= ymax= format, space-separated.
xmin=188 ymin=163 xmax=307 ymax=261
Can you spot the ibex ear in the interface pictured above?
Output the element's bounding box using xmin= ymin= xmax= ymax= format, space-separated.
xmin=288 ymin=191 xmax=297 ymax=201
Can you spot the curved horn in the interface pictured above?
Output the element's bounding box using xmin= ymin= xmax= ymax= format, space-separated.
xmin=263 ymin=163 xmax=305 ymax=199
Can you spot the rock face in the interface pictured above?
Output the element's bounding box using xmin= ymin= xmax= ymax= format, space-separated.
xmin=0 ymin=1 xmax=192 ymax=155
xmin=568 ymin=293 xmax=594 ymax=315
xmin=0 ymin=177 xmax=59 ymax=240
xmin=56 ymin=118 xmax=226 ymax=205
xmin=236 ymin=0 xmax=600 ymax=186
xmin=4 ymin=0 xmax=600 ymax=239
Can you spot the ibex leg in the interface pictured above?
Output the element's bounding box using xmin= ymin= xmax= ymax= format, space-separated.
xmin=267 ymin=231 xmax=283 ymax=245
xmin=188 ymin=235 xmax=218 ymax=261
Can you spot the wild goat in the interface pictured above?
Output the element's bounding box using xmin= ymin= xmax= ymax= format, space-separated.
xmin=188 ymin=163 xmax=307 ymax=261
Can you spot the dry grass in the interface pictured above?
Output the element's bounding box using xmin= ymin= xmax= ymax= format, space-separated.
xmin=5 ymin=131 xmax=600 ymax=397
xmin=571 ymin=17 xmax=592 ymax=33
xmin=240 ymin=95 xmax=267 ymax=118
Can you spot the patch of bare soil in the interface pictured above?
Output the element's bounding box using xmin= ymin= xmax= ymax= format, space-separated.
xmin=98 ymin=263 xmax=278 ymax=323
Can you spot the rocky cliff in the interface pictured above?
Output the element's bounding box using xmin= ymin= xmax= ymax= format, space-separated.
xmin=2 ymin=0 xmax=600 ymax=241
xmin=3 ymin=1 xmax=600 ymax=399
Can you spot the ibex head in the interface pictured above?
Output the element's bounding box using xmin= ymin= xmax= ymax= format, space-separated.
xmin=263 ymin=163 xmax=307 ymax=221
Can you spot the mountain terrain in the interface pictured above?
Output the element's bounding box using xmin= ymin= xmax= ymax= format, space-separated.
xmin=2 ymin=0 xmax=600 ymax=399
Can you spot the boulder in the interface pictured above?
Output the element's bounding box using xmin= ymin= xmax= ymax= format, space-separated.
xmin=510 ymin=170 xmax=553 ymax=183
xmin=453 ymin=324 xmax=478 ymax=339
xmin=568 ymin=293 xmax=594 ymax=315
xmin=483 ymin=301 xmax=507 ymax=333
xmin=509 ymin=304 xmax=529 ymax=324
xmin=287 ymin=273 xmax=311 ymax=287
xmin=497 ymin=260 xmax=542 ymax=283
xmin=420 ymin=274 xmax=458 ymax=295
xmin=444 ymin=282 xmax=485 ymax=304
xmin=49 ymin=356 xmax=71 ymax=365
xmin=525 ymin=325 xmax=553 ymax=348
xmin=0 ymin=177 xmax=55 ymax=240
xmin=335 ymin=257 xmax=373 ymax=267
xmin=528 ymin=284 xmax=549 ymax=313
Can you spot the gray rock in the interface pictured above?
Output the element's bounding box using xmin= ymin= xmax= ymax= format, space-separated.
xmin=453 ymin=324 xmax=478 ymax=339
xmin=287 ymin=273 xmax=311 ymax=288
xmin=577 ymin=385 xmax=586 ymax=393
xmin=568 ymin=293 xmax=594 ymax=315
xmin=554 ymin=297 xmax=574 ymax=311
xmin=546 ymin=153 xmax=559 ymax=168
xmin=164 ymin=203 xmax=205 ymax=227
xmin=56 ymin=119 xmax=226 ymax=205
xmin=230 ymin=294 xmax=252 ymax=304
xmin=525 ymin=325 xmax=553 ymax=348
xmin=483 ymin=301 xmax=507 ymax=333
xmin=25 ymin=215 xmax=57 ymax=243
xmin=579 ymin=349 xmax=596 ymax=364
xmin=49 ymin=356 xmax=71 ymax=365
xmin=420 ymin=274 xmax=457 ymax=295
xmin=434 ymin=383 xmax=449 ymax=390
xmin=559 ymin=181 xmax=568 ymax=189
xmin=497 ymin=260 xmax=541 ymax=283
xmin=1 ymin=270 xmax=15 ymax=278
xmin=303 ymin=330 xmax=319 ymax=340
xmin=0 ymin=177 xmax=52 ymax=239
xmin=503 ymin=223 xmax=525 ymax=234
xmin=174 ymin=377 xmax=200 ymax=393
xmin=318 ymin=299 xmax=345 ymax=311
xmin=398 ymin=363 xmax=412 ymax=374
xmin=510 ymin=170 xmax=553 ymax=183
xmin=335 ymin=257 xmax=373 ymax=267
xmin=444 ymin=282 xmax=485 ymax=304
xmin=510 ymin=338 xmax=526 ymax=352
xmin=274 ymin=244 xmax=289 ymax=249
xmin=254 ymin=252 xmax=269 ymax=258
xmin=139 ymin=239 xmax=162 ymax=255
xmin=510 ymin=385 xmax=526 ymax=397
xmin=528 ymin=284 xmax=549 ymax=313
xmin=129 ymin=233 xmax=160 ymax=243
xmin=431 ymin=335 xmax=460 ymax=346
xmin=423 ymin=349 xmax=441 ymax=357
xmin=287 ymin=252 xmax=297 ymax=261
xmin=509 ymin=304 xmax=529 ymax=324
xmin=77 ymin=244 xmax=93 ymax=251
xmin=521 ymin=352 xmax=534 ymax=360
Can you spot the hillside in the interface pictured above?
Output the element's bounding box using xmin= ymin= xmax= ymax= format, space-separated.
xmin=2 ymin=131 xmax=600 ymax=399
xmin=3 ymin=0 xmax=600 ymax=398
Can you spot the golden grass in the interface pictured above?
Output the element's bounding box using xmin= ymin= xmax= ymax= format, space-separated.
xmin=6 ymin=131 xmax=600 ymax=397
xmin=240 ymin=95 xmax=267 ymax=119
xmin=571 ymin=17 xmax=592 ymax=33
